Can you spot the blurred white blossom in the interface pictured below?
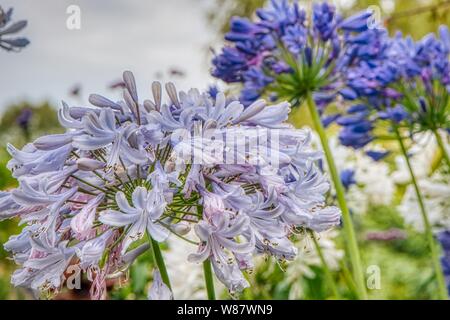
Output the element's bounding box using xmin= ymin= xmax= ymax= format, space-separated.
xmin=396 ymin=132 xmax=450 ymax=232
xmin=165 ymin=235 xmax=225 ymax=299
xmin=283 ymin=231 xmax=343 ymax=299
xmin=315 ymin=134 xmax=394 ymax=214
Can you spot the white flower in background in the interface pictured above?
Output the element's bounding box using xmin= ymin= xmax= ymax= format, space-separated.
xmin=352 ymin=154 xmax=394 ymax=208
xmin=313 ymin=134 xmax=394 ymax=214
xmin=399 ymin=173 xmax=450 ymax=232
xmin=283 ymin=230 xmax=344 ymax=299
xmin=392 ymin=133 xmax=442 ymax=184
xmin=396 ymin=132 xmax=450 ymax=232
xmin=165 ymin=235 xmax=225 ymax=299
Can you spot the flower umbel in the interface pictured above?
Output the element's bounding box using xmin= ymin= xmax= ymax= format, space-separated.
xmin=212 ymin=0 xmax=375 ymax=107
xmin=1 ymin=71 xmax=340 ymax=298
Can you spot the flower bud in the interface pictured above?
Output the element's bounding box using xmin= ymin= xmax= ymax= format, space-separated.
xmin=33 ymin=133 xmax=73 ymax=150
xmin=171 ymin=222 xmax=191 ymax=235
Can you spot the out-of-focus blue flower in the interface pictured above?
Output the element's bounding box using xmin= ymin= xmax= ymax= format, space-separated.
xmin=312 ymin=2 xmax=337 ymax=41
xmin=377 ymin=105 xmax=409 ymax=123
xmin=211 ymin=47 xmax=249 ymax=83
xmin=340 ymin=169 xmax=356 ymax=190
xmin=390 ymin=27 xmax=450 ymax=134
xmin=207 ymin=84 xmax=219 ymax=100
xmin=365 ymin=150 xmax=390 ymax=161
xmin=212 ymin=0 xmax=377 ymax=107
xmin=336 ymin=106 xmax=374 ymax=148
xmin=16 ymin=108 xmax=33 ymax=133
xmin=338 ymin=124 xmax=374 ymax=149
xmin=0 ymin=6 xmax=29 ymax=52
xmin=321 ymin=113 xmax=340 ymax=128
xmin=336 ymin=25 xmax=450 ymax=149
xmin=438 ymin=230 xmax=450 ymax=294
xmin=339 ymin=10 xmax=372 ymax=32
xmin=282 ymin=24 xmax=307 ymax=55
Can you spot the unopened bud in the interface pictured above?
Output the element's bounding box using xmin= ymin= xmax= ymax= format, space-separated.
xmin=171 ymin=222 xmax=191 ymax=235
xmin=33 ymin=133 xmax=73 ymax=150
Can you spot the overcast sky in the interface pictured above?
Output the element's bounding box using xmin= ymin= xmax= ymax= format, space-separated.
xmin=0 ymin=0 xmax=214 ymax=111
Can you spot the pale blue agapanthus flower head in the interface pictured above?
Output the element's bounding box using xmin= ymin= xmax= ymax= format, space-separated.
xmin=1 ymin=71 xmax=340 ymax=299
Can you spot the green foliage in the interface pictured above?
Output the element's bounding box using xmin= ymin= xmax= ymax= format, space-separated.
xmin=0 ymin=101 xmax=62 ymax=149
xmin=208 ymin=0 xmax=450 ymax=40
xmin=207 ymin=0 xmax=266 ymax=35
xmin=109 ymin=249 xmax=154 ymax=300
xmin=0 ymin=101 xmax=62 ymax=299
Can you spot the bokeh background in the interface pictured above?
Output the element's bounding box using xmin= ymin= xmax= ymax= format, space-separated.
xmin=0 ymin=0 xmax=449 ymax=299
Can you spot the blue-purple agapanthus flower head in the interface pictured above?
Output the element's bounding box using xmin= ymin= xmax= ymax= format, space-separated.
xmin=336 ymin=25 xmax=450 ymax=149
xmin=212 ymin=0 xmax=376 ymax=107
xmin=0 ymin=6 xmax=29 ymax=51
xmin=1 ymin=71 xmax=341 ymax=298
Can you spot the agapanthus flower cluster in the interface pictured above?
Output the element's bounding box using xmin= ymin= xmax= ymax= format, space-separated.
xmin=211 ymin=0 xmax=377 ymax=107
xmin=389 ymin=27 xmax=449 ymax=133
xmin=336 ymin=25 xmax=450 ymax=149
xmin=0 ymin=6 xmax=29 ymax=52
xmin=0 ymin=71 xmax=341 ymax=298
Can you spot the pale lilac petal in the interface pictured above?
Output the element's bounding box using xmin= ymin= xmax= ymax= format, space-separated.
xmin=148 ymin=269 xmax=173 ymax=300
xmin=99 ymin=210 xmax=139 ymax=227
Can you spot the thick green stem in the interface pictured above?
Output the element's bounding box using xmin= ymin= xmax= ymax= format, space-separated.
xmin=148 ymin=235 xmax=172 ymax=290
xmin=203 ymin=259 xmax=216 ymax=300
xmin=306 ymin=92 xmax=367 ymax=300
xmin=393 ymin=125 xmax=448 ymax=300
xmin=433 ymin=129 xmax=450 ymax=169
xmin=310 ymin=231 xmax=340 ymax=299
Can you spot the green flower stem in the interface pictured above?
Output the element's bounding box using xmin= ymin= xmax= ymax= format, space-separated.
xmin=197 ymin=206 xmax=216 ymax=300
xmin=339 ymin=261 xmax=358 ymax=298
xmin=433 ymin=129 xmax=450 ymax=169
xmin=306 ymin=92 xmax=367 ymax=300
xmin=203 ymin=259 xmax=216 ymax=300
xmin=393 ymin=124 xmax=448 ymax=300
xmin=310 ymin=231 xmax=340 ymax=299
xmin=148 ymin=235 xmax=172 ymax=290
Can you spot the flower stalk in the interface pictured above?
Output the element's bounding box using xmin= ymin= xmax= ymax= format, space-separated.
xmin=310 ymin=231 xmax=340 ymax=299
xmin=203 ymin=260 xmax=216 ymax=300
xmin=149 ymin=235 xmax=172 ymax=291
xmin=306 ymin=92 xmax=367 ymax=300
xmin=433 ymin=129 xmax=450 ymax=170
xmin=393 ymin=124 xmax=448 ymax=300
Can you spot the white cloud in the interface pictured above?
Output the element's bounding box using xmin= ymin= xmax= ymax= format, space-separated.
xmin=0 ymin=0 xmax=213 ymax=111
